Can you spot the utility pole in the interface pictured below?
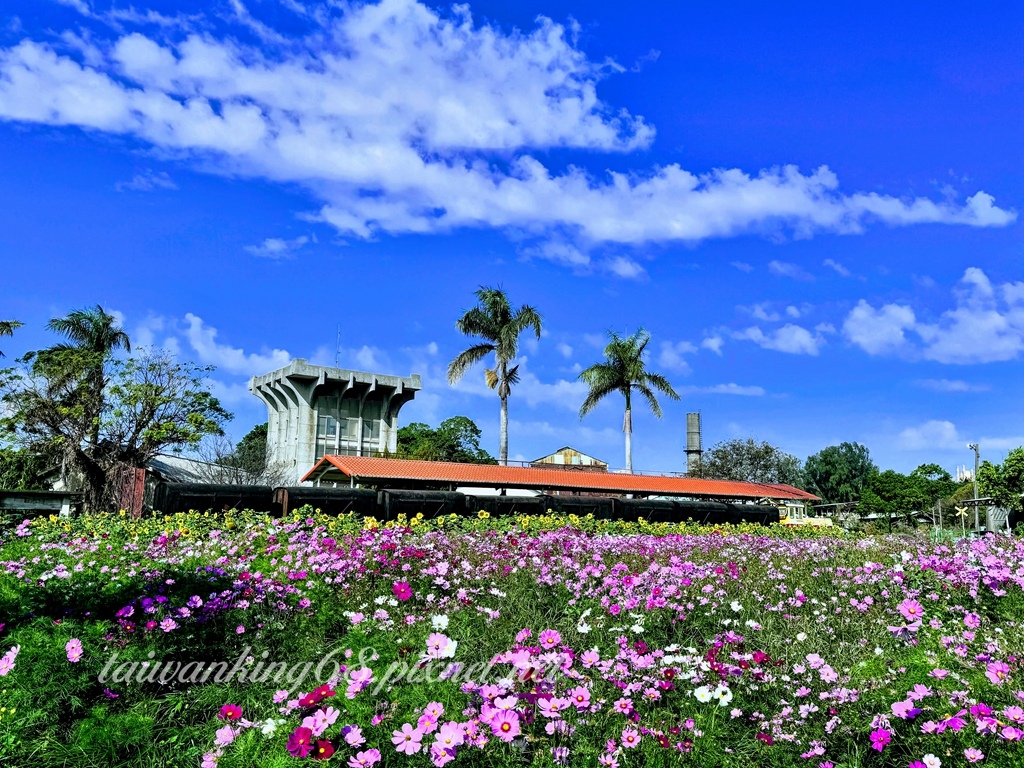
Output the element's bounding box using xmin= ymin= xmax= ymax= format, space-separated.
xmin=967 ymin=443 xmax=980 ymax=532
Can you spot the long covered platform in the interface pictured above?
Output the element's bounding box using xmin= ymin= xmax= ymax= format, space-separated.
xmin=302 ymin=456 xmax=820 ymax=502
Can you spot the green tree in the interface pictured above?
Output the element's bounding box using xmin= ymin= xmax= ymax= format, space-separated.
xmin=700 ymin=437 xmax=805 ymax=486
xmin=979 ymin=447 xmax=1024 ymax=516
xmin=42 ymin=305 xmax=131 ymax=449
xmin=2 ymin=349 xmax=229 ymax=510
xmin=446 ymin=287 xmax=542 ymax=466
xmin=0 ymin=445 xmax=56 ymax=490
xmin=804 ymin=442 xmax=877 ymax=503
xmin=396 ymin=416 xmax=496 ymax=464
xmin=578 ymin=328 xmax=680 ymax=473
xmin=0 ymin=320 xmax=22 ymax=358
xmin=860 ymin=469 xmax=928 ymax=531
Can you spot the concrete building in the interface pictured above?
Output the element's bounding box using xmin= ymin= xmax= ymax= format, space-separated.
xmin=249 ymin=359 xmax=421 ymax=485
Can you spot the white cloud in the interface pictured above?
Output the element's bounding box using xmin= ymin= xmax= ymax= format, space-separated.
xmin=245 ymin=235 xmax=309 ymax=259
xmin=604 ymin=256 xmax=646 ymax=280
xmin=898 ymin=419 xmax=961 ymax=450
xmin=449 ymin=355 xmax=588 ymax=412
xmin=0 ymin=1 xmax=1012 ymax=258
xmin=785 ymin=305 xmax=801 ymax=318
xmin=734 ymin=324 xmax=825 ymax=355
xmin=768 ymin=260 xmax=814 ymax=281
xmin=681 ymin=383 xmax=766 ymax=396
xmin=747 ymin=303 xmax=780 ymax=322
xmin=823 ymin=258 xmax=851 ymax=277
xmin=730 ymin=261 xmax=754 ymax=273
xmin=556 ymin=342 xmax=573 ymax=359
xmin=182 ymin=313 xmax=291 ymax=376
xmin=701 ymin=336 xmax=724 ymax=355
xmin=115 ymin=168 xmax=177 ymax=192
xmin=843 ymin=300 xmax=916 ymax=355
xmin=915 ymin=378 xmax=990 ymax=393
xmin=844 ymin=268 xmax=1024 ymax=363
xmin=657 ymin=340 xmax=697 ymax=374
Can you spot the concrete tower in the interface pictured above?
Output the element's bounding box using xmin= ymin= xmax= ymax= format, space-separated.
xmin=249 ymin=359 xmax=421 ymax=485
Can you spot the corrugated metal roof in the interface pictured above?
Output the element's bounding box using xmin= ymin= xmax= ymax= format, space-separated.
xmin=302 ymin=456 xmax=821 ymax=501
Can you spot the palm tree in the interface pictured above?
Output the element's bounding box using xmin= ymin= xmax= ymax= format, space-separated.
xmin=44 ymin=305 xmax=131 ymax=447
xmin=578 ymin=328 xmax=680 ymax=473
xmin=0 ymin=320 xmax=22 ymax=357
xmin=446 ymin=287 xmax=542 ymax=465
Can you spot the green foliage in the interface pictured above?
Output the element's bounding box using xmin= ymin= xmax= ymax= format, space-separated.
xmin=0 ymin=444 xmax=57 ymax=490
xmin=395 ymin=416 xmax=496 ymax=463
xmin=979 ymin=446 xmax=1024 ymax=513
xmin=446 ymin=286 xmax=543 ymax=465
xmin=700 ymin=437 xmax=805 ymax=486
xmin=578 ymin=327 xmax=679 ymax=471
xmin=0 ymin=319 xmax=21 ymax=358
xmin=804 ymin=441 xmax=877 ymax=503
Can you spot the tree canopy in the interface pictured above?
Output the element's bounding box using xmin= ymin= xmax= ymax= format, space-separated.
xmin=0 ymin=320 xmax=21 ymax=358
xmin=979 ymin=447 xmax=1024 ymax=515
xmin=446 ymin=286 xmax=542 ymax=466
xmin=395 ymin=416 xmax=496 ymax=464
xmin=700 ymin=438 xmax=805 ymax=486
xmin=578 ymin=328 xmax=679 ymax=473
xmin=804 ymin=442 xmax=877 ymax=503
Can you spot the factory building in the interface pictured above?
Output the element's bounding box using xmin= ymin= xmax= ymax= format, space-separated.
xmin=249 ymin=359 xmax=421 ymax=485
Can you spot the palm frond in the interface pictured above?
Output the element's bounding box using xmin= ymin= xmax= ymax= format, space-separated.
xmin=635 ymin=382 xmax=664 ymax=419
xmin=446 ymin=343 xmax=495 ymax=384
xmin=644 ymin=372 xmax=680 ymax=400
xmin=484 ymin=367 xmax=499 ymax=390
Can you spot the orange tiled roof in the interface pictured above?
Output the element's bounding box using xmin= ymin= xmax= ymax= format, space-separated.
xmin=302 ymin=456 xmax=820 ymax=501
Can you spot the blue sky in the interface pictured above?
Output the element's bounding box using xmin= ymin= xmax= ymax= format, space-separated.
xmin=2 ymin=0 xmax=1023 ymax=474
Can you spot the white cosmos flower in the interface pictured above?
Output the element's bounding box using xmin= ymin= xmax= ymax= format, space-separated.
xmin=731 ymin=601 xmax=743 ymax=612
xmin=694 ymin=686 xmax=713 ymax=703
xmin=923 ymin=755 xmax=941 ymax=768
xmin=431 ymin=614 xmax=450 ymax=630
xmin=715 ymin=687 xmax=734 ymax=706
xmin=630 ymin=624 xmax=644 ymax=634
xmin=796 ymin=632 xmax=808 ymax=642
xmin=577 ymin=621 xmax=592 ymax=634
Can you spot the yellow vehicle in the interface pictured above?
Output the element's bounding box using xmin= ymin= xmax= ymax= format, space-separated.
xmin=778 ymin=502 xmax=834 ymax=527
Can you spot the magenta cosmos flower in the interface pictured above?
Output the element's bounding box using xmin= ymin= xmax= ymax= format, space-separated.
xmin=287 ymin=726 xmax=315 ymax=758
xmin=869 ymin=728 xmax=891 ymax=752
xmin=218 ymin=704 xmax=242 ymax=721
xmin=539 ymin=629 xmax=562 ymax=650
xmin=392 ymin=581 xmax=412 ymax=601
xmin=621 ymin=728 xmax=640 ymax=748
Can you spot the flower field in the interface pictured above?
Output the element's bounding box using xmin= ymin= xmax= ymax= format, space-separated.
xmin=0 ymin=510 xmax=1022 ymax=768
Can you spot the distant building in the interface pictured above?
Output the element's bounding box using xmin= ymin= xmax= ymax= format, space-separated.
xmin=249 ymin=359 xmax=421 ymax=485
xmin=530 ymin=446 xmax=608 ymax=472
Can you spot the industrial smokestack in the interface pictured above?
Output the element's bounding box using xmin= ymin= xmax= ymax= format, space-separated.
xmin=685 ymin=412 xmax=703 ymax=476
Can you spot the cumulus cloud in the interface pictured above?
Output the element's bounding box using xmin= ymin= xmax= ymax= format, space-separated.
xmin=843 ymin=300 xmax=916 ymax=355
xmin=0 ymin=0 xmax=1013 ymax=259
xmin=245 ymin=235 xmax=310 ymax=259
xmin=182 ymin=313 xmax=291 ymax=376
xmin=734 ymin=324 xmax=826 ymax=355
xmin=657 ymin=340 xmax=697 ymax=374
xmin=843 ymin=267 xmax=1024 ymax=363
xmin=701 ymin=336 xmax=724 ymax=355
xmin=898 ymin=419 xmax=961 ymax=450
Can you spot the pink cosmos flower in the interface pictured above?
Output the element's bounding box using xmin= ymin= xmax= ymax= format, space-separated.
xmin=568 ymin=686 xmax=591 ymax=709
xmin=65 ymin=638 xmax=83 ymax=663
xmin=392 ymin=723 xmax=424 ymax=755
xmin=898 ymin=599 xmax=924 ymax=621
xmin=868 ymin=728 xmax=891 ymax=752
xmin=434 ymin=722 xmax=465 ymax=750
xmin=964 ymin=748 xmax=985 ymax=763
xmin=964 ymin=612 xmax=981 ymax=629
xmin=348 ymin=748 xmax=382 ymax=768
xmin=1001 ymin=726 xmax=1024 ymax=741
xmin=987 ymin=661 xmax=1010 ymax=685
xmin=581 ymin=649 xmax=600 ymax=667
xmin=214 ymin=725 xmax=237 ymax=747
xmin=343 ymin=725 xmax=366 ymax=747
xmin=491 ymin=710 xmax=521 ymax=742
xmin=621 ymin=727 xmax=640 ymax=748
xmin=538 ymin=697 xmax=570 ymax=718
xmin=539 ymin=629 xmax=561 ymax=649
